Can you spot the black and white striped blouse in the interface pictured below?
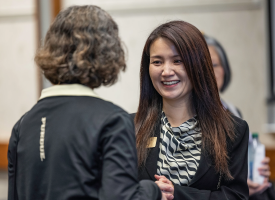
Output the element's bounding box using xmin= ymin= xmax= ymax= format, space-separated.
xmin=157 ymin=111 xmax=202 ymax=186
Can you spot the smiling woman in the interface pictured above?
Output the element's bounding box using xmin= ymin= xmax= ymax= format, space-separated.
xmin=133 ymin=20 xmax=250 ymax=200
xmin=149 ymin=37 xmax=194 ymax=127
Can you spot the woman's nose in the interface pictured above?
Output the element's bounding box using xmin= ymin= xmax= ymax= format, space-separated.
xmin=162 ymin=62 xmax=175 ymax=76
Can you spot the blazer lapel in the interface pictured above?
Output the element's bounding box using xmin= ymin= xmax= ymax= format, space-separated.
xmin=144 ymin=124 xmax=161 ymax=181
xmin=188 ymin=148 xmax=211 ymax=186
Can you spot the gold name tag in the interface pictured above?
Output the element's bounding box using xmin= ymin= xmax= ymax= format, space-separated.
xmin=147 ymin=137 xmax=157 ymax=148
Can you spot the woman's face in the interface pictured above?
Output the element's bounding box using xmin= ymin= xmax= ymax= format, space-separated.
xmin=149 ymin=37 xmax=193 ymax=104
xmin=208 ymin=45 xmax=224 ymax=91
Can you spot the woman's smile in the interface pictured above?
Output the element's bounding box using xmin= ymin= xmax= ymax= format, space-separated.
xmin=161 ymin=80 xmax=180 ymax=87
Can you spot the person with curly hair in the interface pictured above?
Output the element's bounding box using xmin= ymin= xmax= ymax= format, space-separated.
xmin=8 ymin=5 xmax=172 ymax=200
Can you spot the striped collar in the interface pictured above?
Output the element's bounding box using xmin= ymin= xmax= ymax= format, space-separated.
xmin=39 ymin=84 xmax=100 ymax=100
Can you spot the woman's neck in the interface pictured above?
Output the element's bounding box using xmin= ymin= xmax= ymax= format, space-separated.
xmin=162 ymin=97 xmax=195 ymax=127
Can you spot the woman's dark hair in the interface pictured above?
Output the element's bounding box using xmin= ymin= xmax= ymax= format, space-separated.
xmin=204 ymin=35 xmax=231 ymax=93
xmin=35 ymin=5 xmax=126 ymax=89
xmin=135 ymin=21 xmax=235 ymax=180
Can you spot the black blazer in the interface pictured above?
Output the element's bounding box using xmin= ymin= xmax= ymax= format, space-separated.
xmin=8 ymin=84 xmax=161 ymax=200
xmin=133 ymin=114 xmax=249 ymax=200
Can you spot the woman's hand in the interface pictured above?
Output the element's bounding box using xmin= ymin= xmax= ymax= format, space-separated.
xmin=161 ymin=193 xmax=169 ymax=200
xmin=155 ymin=175 xmax=174 ymax=200
xmin=247 ymin=179 xmax=271 ymax=196
xmin=161 ymin=191 xmax=174 ymax=200
xmin=248 ymin=157 xmax=271 ymax=196
xmin=258 ymin=157 xmax=271 ymax=178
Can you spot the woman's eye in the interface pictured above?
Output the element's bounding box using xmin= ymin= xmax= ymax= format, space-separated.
xmin=174 ymin=60 xmax=182 ymax=64
xmin=152 ymin=60 xmax=161 ymax=65
xmin=212 ymin=63 xmax=219 ymax=67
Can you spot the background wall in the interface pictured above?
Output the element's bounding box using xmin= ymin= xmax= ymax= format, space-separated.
xmin=0 ymin=0 xmax=37 ymax=143
xmin=0 ymin=0 xmax=273 ymax=198
xmin=0 ymin=0 xmax=37 ymax=198
xmin=0 ymin=0 xmax=272 ymax=145
xmin=63 ymin=0 xmax=273 ymax=146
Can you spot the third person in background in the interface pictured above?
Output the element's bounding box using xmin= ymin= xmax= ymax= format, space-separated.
xmin=204 ymin=34 xmax=275 ymax=200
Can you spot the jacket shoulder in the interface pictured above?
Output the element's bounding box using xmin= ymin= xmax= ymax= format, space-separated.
xmin=76 ymin=96 xmax=130 ymax=119
xmin=129 ymin=113 xmax=136 ymax=121
xmin=87 ymin=97 xmax=126 ymax=113
xmin=232 ymin=115 xmax=249 ymax=135
xmin=229 ymin=115 xmax=249 ymax=151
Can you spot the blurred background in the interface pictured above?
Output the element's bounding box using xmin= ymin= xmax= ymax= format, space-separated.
xmin=0 ymin=0 xmax=275 ymax=199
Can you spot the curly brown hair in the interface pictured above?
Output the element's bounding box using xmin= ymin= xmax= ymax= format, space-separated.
xmin=35 ymin=5 xmax=126 ymax=88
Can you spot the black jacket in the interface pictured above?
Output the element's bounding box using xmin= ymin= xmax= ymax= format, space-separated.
xmin=134 ymin=114 xmax=249 ymax=200
xmin=8 ymin=84 xmax=161 ymax=200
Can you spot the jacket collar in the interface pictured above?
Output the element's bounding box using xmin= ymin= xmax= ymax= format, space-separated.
xmin=144 ymin=123 xmax=161 ymax=181
xmin=145 ymin=122 xmax=211 ymax=186
xmin=39 ymin=84 xmax=100 ymax=100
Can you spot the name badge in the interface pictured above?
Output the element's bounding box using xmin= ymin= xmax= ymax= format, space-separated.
xmin=147 ymin=137 xmax=157 ymax=148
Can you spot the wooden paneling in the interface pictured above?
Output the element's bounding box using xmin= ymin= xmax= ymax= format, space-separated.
xmin=0 ymin=143 xmax=8 ymax=169
xmin=52 ymin=0 xmax=61 ymax=20
xmin=266 ymin=148 xmax=275 ymax=181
